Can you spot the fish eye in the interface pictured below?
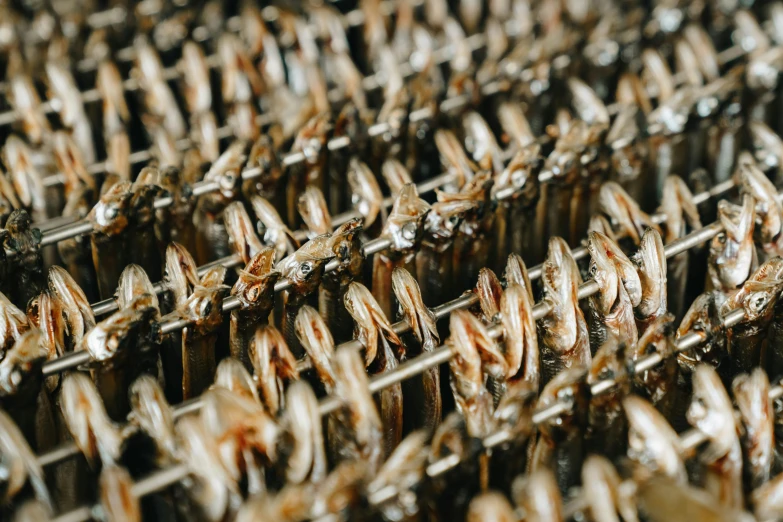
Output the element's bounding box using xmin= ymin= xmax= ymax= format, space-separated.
xmin=299 ymin=262 xmax=313 ymax=276
xmin=105 ymin=205 xmax=119 ymax=220
xmin=748 ymin=292 xmax=769 ymax=313
xmin=402 ymin=222 xmax=417 ymax=240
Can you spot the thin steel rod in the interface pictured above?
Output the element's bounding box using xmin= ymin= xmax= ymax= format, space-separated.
xmin=46 ymin=183 xmax=745 ymax=519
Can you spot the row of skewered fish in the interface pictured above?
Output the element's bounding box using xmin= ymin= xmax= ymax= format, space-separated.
xmin=3 ymin=0 xmax=783 ymax=520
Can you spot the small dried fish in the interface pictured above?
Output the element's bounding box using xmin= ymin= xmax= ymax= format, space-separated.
xmin=229 ymin=249 xmax=280 ymax=369
xmin=708 ymin=195 xmax=757 ymax=293
xmin=688 ymin=365 xmax=744 ymax=510
xmin=733 ymin=369 xmax=775 ymax=491
xmin=539 ymin=237 xmax=591 ymax=382
xmin=344 ymin=282 xmax=405 ymax=455
xmin=393 ymin=267 xmax=441 ymax=433
xmin=248 ymin=325 xmax=298 ymax=416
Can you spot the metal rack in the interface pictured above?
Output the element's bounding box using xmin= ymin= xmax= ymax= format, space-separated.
xmin=47 ymin=180 xmax=771 ymax=522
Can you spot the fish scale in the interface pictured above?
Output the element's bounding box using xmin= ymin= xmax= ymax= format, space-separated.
xmin=3 ymin=1 xmax=783 ymax=521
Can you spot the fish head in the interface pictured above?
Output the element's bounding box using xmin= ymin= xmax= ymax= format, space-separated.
xmin=588 ymin=335 xmax=631 ymax=391
xmin=333 ymin=347 xmax=382 ymax=450
xmin=504 ymin=253 xmax=533 ymax=300
xmin=99 ymin=465 xmax=141 ymax=522
xmin=748 ymin=121 xmax=783 ymax=170
xmin=276 ymin=234 xmax=333 ymax=295
xmin=201 ymin=387 xmax=281 ymax=468
xmin=732 ymin=369 xmax=772 ymax=473
xmin=129 ymin=375 xmax=176 ymax=461
xmin=251 ymin=196 xmax=298 ymax=261
xmin=282 ymin=381 xmax=325 ymax=485
xmin=214 ymin=357 xmax=260 ymax=405
xmin=536 ymin=366 xmax=589 ymax=436
xmin=391 ymin=268 xmax=439 ymax=349
xmin=164 ymin=242 xmax=201 ymax=308
xmin=4 ymin=135 xmax=42 ymax=211
xmin=633 ymin=313 xmax=676 ymax=361
xmin=248 ymin=134 xmax=283 ymax=189
xmin=658 ymin=175 xmax=701 ymax=243
xmin=476 ymin=268 xmax=503 ymax=322
xmin=184 ymin=284 xmax=228 ymax=336
xmin=463 ymin=111 xmax=503 ymax=175
xmin=687 ymin=364 xmax=738 ymax=462
xmin=381 ymin=184 xmax=431 ymax=252
xmin=328 ymin=219 xmax=364 ymax=277
xmin=60 ymin=372 xmax=123 ymax=466
xmin=294 ymin=305 xmax=336 ymax=390
xmin=248 ymin=326 xmax=298 ymax=415
xmin=298 ymin=186 xmax=332 ymax=237
xmin=588 ymin=232 xmax=621 ymax=315
xmin=581 ymin=455 xmax=638 ymax=522
xmin=499 ymin=285 xmax=538 ymax=385
xmin=116 ymin=264 xmax=159 ymax=315
xmin=425 ymin=199 xmax=477 ymax=241
xmin=89 ymin=181 xmax=132 ymax=236
xmin=231 ymin=249 xmax=280 ymax=310
xmin=293 ymin=114 xmax=330 ymax=165
xmin=0 ymin=291 xmax=29 ymax=353
xmin=344 ymin=282 xmax=404 ymax=364
xmin=511 ymin=469 xmax=563 ymax=522
xmin=381 ymin=159 xmax=412 ymax=197
xmin=225 ymin=201 xmax=265 ymax=264
xmin=712 ymin=196 xmax=756 ymax=291
xmin=737 ymin=153 xmax=782 ymax=247
xmin=676 ymin=292 xmax=727 ymax=372
xmin=0 ymin=329 xmax=46 ymax=396
xmin=129 ymin=173 xmax=163 ymax=227
xmin=466 ymin=491 xmax=517 ymax=522
xmin=205 ymin=141 xmax=247 ymax=202
xmin=599 ymin=181 xmax=658 ymax=244
xmin=435 ymin=129 xmax=477 ymax=188
xmin=633 ymin=228 xmax=667 ymax=319
xmin=568 ymin=77 xmax=610 ymax=129
xmin=48 ymin=265 xmax=95 ymax=341
xmin=623 ymin=395 xmax=685 ymax=482
xmin=449 ymin=309 xmax=507 ymax=385
xmin=347 ymin=159 xmax=383 ymax=227
xmin=543 ymin=237 xmax=581 ymax=333
xmin=493 ymin=149 xmax=539 ymax=203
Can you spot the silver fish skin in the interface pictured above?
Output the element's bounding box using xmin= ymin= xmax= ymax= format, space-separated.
xmin=466 ymin=491 xmax=517 ymax=522
xmin=511 ymin=468 xmax=564 ymax=522
xmin=531 ymin=366 xmax=589 ymax=491
xmin=248 ymin=325 xmax=299 ymax=416
xmin=581 ymin=454 xmax=639 ymax=522
xmin=331 ymin=347 xmax=383 ymax=474
xmin=708 ymin=195 xmax=757 ymax=293
xmin=623 ymin=394 xmax=686 ymax=483
xmin=282 ymin=381 xmax=327 ymax=485
xmin=687 ymin=365 xmax=744 ymax=510
xmin=392 ymin=267 xmax=441 ymax=433
xmin=733 ymin=369 xmax=775 ymax=490
xmin=539 ymin=237 xmax=591 ymax=383
xmin=344 ymin=282 xmax=405 ymax=455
